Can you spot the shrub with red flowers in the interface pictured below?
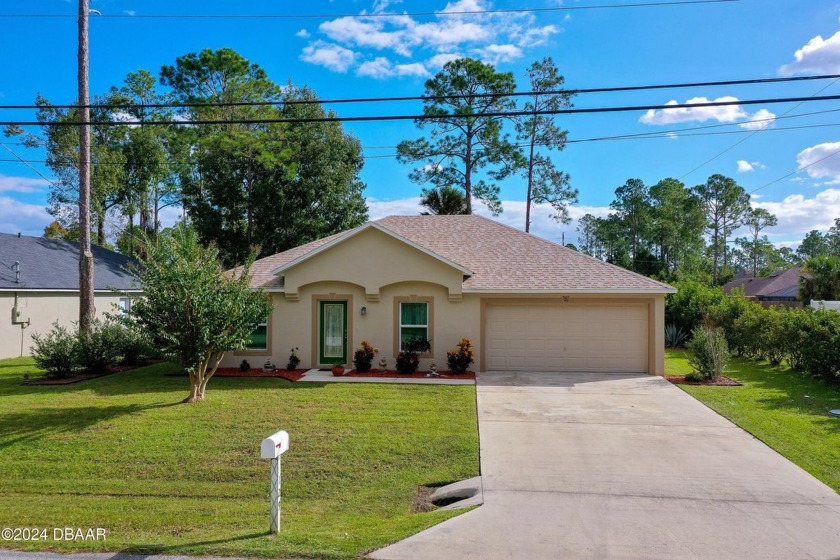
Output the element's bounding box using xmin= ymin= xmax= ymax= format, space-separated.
xmin=447 ymin=337 xmax=474 ymax=375
xmin=353 ymin=340 xmax=378 ymax=373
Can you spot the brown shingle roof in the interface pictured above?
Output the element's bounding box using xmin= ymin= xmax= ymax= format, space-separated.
xmin=723 ymin=267 xmax=803 ymax=298
xmin=245 ymin=215 xmax=675 ymax=293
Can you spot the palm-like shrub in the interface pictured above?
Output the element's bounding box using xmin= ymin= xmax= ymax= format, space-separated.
xmin=664 ymin=324 xmax=688 ymax=348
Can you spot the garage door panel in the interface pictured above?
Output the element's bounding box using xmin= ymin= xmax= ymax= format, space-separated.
xmin=485 ymin=303 xmax=648 ymax=373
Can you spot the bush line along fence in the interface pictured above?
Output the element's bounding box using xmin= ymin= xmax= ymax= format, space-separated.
xmin=667 ymin=280 xmax=840 ymax=382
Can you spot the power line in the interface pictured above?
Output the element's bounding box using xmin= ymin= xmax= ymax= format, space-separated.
xmin=4 ymin=74 xmax=837 ymax=111
xmin=749 ymin=148 xmax=840 ymax=195
xmin=4 ymin=93 xmax=840 ymax=127
xmin=6 ymin=121 xmax=840 ymax=168
xmin=0 ymin=1 xmax=740 ymax=20
xmin=679 ymin=77 xmax=840 ymax=180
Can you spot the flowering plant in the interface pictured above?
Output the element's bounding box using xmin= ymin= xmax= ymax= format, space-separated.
xmin=447 ymin=338 xmax=474 ymax=375
xmin=353 ymin=340 xmax=378 ymax=372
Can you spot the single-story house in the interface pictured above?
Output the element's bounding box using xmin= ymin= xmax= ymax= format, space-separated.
xmin=0 ymin=232 xmax=140 ymax=359
xmin=723 ymin=267 xmax=804 ymax=308
xmin=223 ymin=215 xmax=675 ymax=375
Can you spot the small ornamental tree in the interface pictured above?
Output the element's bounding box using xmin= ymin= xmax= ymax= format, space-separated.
xmin=129 ymin=224 xmax=272 ymax=402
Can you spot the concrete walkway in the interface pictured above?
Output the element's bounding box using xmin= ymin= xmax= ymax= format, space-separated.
xmin=298 ymin=369 xmax=474 ymax=385
xmin=371 ymin=371 xmax=840 ymax=560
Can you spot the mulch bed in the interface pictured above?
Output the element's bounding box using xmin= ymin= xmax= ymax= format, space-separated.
xmin=342 ymin=369 xmax=475 ymax=380
xmin=665 ymin=375 xmax=742 ymax=387
xmin=213 ymin=368 xmax=307 ymax=382
xmin=27 ymin=361 xmax=161 ymax=385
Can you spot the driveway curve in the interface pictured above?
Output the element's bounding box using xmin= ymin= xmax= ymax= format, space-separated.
xmin=372 ymin=371 xmax=840 ymax=560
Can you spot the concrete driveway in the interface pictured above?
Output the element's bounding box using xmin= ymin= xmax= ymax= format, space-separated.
xmin=372 ymin=371 xmax=840 ymax=560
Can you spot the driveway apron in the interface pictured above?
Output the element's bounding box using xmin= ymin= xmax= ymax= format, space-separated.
xmin=371 ymin=371 xmax=840 ymax=560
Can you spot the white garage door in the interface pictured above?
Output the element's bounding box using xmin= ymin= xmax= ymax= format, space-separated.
xmin=484 ymin=303 xmax=649 ymax=372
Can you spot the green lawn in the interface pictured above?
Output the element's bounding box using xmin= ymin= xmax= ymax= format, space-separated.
xmin=666 ymin=349 xmax=840 ymax=492
xmin=0 ymin=358 xmax=479 ymax=559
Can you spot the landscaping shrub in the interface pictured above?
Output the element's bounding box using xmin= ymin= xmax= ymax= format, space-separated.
xmin=798 ymin=309 xmax=840 ymax=381
xmin=665 ymin=280 xmax=727 ymax=335
xmin=706 ymin=289 xmax=754 ymax=350
xmin=778 ymin=307 xmax=809 ymax=371
xmin=30 ymin=322 xmax=80 ymax=378
xmin=287 ymin=347 xmax=300 ymax=370
xmin=729 ymin=302 xmax=767 ymax=359
xmin=395 ymin=338 xmax=431 ymax=374
xmin=239 ymin=359 xmax=250 ymax=372
xmin=78 ymin=320 xmax=125 ymax=374
xmin=687 ymin=325 xmax=729 ymax=380
xmin=352 ymin=341 xmax=377 ymax=373
xmin=446 ymin=338 xmax=474 ymax=374
xmin=664 ymin=324 xmax=689 ymax=348
xmin=117 ymin=326 xmax=156 ymax=365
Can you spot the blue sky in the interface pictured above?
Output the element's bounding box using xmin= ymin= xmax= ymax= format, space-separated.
xmin=2 ymin=0 xmax=840 ymax=248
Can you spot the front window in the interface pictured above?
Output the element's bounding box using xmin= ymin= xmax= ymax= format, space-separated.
xmin=400 ymin=302 xmax=428 ymax=349
xmin=246 ymin=320 xmax=268 ymax=350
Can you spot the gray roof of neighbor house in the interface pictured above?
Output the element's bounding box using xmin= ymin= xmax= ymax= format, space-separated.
xmin=0 ymin=232 xmax=139 ymax=291
xmin=723 ymin=267 xmax=804 ymax=299
xmin=244 ymin=215 xmax=676 ymax=293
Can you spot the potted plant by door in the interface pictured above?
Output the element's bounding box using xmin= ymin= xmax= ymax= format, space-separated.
xmin=331 ymin=363 xmax=345 ymax=376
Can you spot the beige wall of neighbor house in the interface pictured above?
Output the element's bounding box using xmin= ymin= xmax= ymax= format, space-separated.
xmin=0 ymin=291 xmax=129 ymax=359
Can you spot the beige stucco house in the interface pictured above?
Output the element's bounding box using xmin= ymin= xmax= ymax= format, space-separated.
xmin=0 ymin=233 xmax=140 ymax=359
xmin=224 ymin=215 xmax=675 ymax=375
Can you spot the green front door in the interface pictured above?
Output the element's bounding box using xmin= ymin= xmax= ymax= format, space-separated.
xmin=319 ymin=301 xmax=348 ymax=365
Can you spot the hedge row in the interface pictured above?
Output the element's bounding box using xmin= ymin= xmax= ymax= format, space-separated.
xmin=667 ymin=281 xmax=840 ymax=381
xmin=31 ymin=320 xmax=157 ymax=378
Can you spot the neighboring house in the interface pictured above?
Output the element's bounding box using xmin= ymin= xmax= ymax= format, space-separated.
xmin=0 ymin=233 xmax=140 ymax=359
xmin=723 ymin=267 xmax=804 ymax=308
xmin=223 ymin=215 xmax=675 ymax=375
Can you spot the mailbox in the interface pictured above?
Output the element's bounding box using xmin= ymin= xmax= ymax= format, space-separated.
xmin=261 ymin=430 xmax=289 ymax=459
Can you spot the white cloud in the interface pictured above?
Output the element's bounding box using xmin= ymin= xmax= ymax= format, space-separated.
xmin=395 ymin=62 xmax=430 ymax=77
xmin=357 ymin=57 xmax=395 ymax=79
xmin=639 ymin=96 xmax=775 ymax=128
xmin=296 ymin=29 xmax=310 ymax=39
xmin=301 ymin=0 xmax=560 ymax=77
xmin=796 ymin=141 xmax=840 ymax=179
xmin=753 ymin=188 xmax=840 ymax=234
xmin=737 ymin=160 xmax=755 ymax=173
xmin=474 ymin=43 xmax=523 ymax=64
xmin=736 ymin=160 xmax=766 ymax=173
xmin=0 ymin=175 xmax=50 ymax=194
xmin=779 ymin=31 xmax=840 ymax=76
xmin=427 ymin=53 xmax=462 ymax=68
xmin=0 ymin=196 xmax=52 ymax=236
xmin=300 ymin=40 xmax=357 ymax=72
xmin=738 ymin=108 xmax=777 ymax=130
xmin=356 ymin=58 xmax=430 ymax=79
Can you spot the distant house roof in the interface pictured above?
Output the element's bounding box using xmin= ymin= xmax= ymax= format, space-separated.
xmin=723 ymin=267 xmax=803 ymax=299
xmin=245 ymin=215 xmax=676 ymax=294
xmin=0 ymin=233 xmax=139 ymax=292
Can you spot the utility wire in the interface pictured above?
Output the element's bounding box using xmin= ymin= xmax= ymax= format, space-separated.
xmin=679 ymin=77 xmax=840 ymax=180
xmin=6 ymin=121 xmax=840 ymax=168
xmin=4 ymin=94 xmax=840 ymax=127
xmin=749 ymin=148 xmax=840 ymax=195
xmin=4 ymin=74 xmax=836 ymax=111
xmin=0 ymin=1 xmax=740 ymax=20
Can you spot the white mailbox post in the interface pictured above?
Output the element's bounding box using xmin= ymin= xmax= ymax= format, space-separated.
xmin=261 ymin=430 xmax=289 ymax=534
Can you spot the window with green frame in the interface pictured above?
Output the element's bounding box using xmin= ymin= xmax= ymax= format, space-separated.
xmin=246 ymin=319 xmax=268 ymax=350
xmin=399 ymin=302 xmax=428 ymax=350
